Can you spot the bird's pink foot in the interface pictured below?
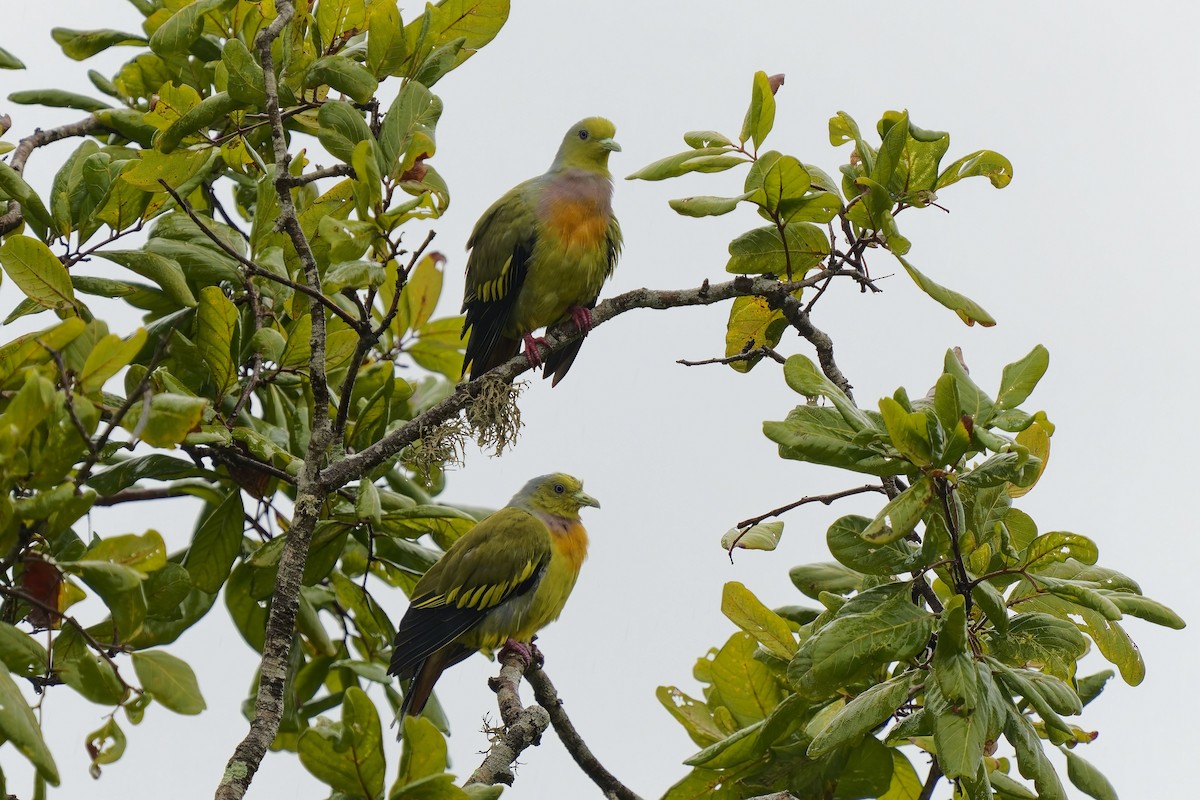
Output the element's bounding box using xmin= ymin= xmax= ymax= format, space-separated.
xmin=500 ymin=638 xmax=534 ymax=667
xmin=567 ymin=305 xmax=593 ymax=334
xmin=521 ymin=334 xmax=548 ymax=369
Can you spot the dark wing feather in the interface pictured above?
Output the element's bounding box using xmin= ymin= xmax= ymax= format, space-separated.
xmin=388 ymin=508 xmax=550 ymax=680
xmin=461 ymin=187 xmax=539 ymax=379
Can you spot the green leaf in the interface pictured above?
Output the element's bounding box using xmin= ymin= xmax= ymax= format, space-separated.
xmin=788 ymin=562 xmax=863 ymax=600
xmin=1022 ymin=532 xmax=1098 ymax=571
xmin=400 ymin=253 xmax=444 ymax=332
xmin=996 ymin=345 xmax=1049 ymax=411
xmin=860 ymin=477 xmax=934 ymax=545
xmin=86 ymin=453 xmax=215 ymax=496
xmin=927 ymin=680 xmax=986 ymax=781
xmin=399 ymin=0 xmax=509 ymax=84
xmin=94 ymin=250 xmax=196 ymax=308
xmin=79 ymin=328 xmax=147 ymax=394
xmin=8 ymin=89 xmax=111 ymax=112
xmin=0 ymin=235 xmax=75 ymax=311
xmin=1061 ymin=747 xmax=1117 ymax=800
xmin=377 ymin=80 xmax=442 ymax=177
xmin=765 ymin=406 xmax=903 ymax=477
xmin=367 ymin=0 xmax=407 ymax=78
xmin=788 ymin=583 xmax=934 ymax=698
xmin=709 ymin=632 xmax=785 ymax=726
xmin=183 ymin=491 xmax=245 ymax=593
xmin=723 ymin=294 xmax=788 ymax=373
xmin=739 ymin=70 xmax=777 ymax=150
xmin=148 ymin=1 xmax=212 ymax=57
xmin=683 ymin=719 xmax=766 ymax=769
xmin=52 ymin=625 xmax=126 ymax=705
xmin=626 ymin=147 xmax=747 ymax=181
xmin=86 ymin=716 xmax=127 ymax=775
xmin=0 ymin=668 xmax=60 ymax=784
xmin=1036 ymin=575 xmax=1122 ymax=621
xmin=317 ymin=100 xmax=375 ymax=165
xmin=720 ymin=521 xmax=783 ymax=553
xmin=669 ymin=193 xmax=750 ymax=217
xmin=306 ymin=55 xmax=379 ymax=105
xmin=721 ymin=581 xmax=796 ymax=659
xmin=986 ymin=612 xmax=1087 ymax=680
xmin=896 ymin=255 xmax=995 ymax=327
xmin=195 ymin=286 xmax=238 ymax=398
xmin=156 ymin=91 xmax=241 ymax=154
xmin=657 ymin=686 xmax=725 ymax=747
xmin=397 ymin=714 xmax=448 ymax=787
xmin=936 ymin=150 xmax=1013 ymax=190
xmin=1102 ymin=591 xmax=1186 ymax=629
xmin=84 ymin=530 xmax=166 ymax=573
xmin=0 ymin=45 xmax=26 ymax=69
xmin=51 ymin=28 xmax=147 ymax=60
xmin=744 ymin=151 xmax=811 ymax=219
xmin=131 ymin=650 xmax=206 ymax=714
xmin=725 ymin=223 xmax=829 ymax=279
xmin=932 ymin=595 xmax=978 ymax=709
xmin=0 ymin=622 xmax=49 ymax=677
xmin=299 ymin=687 xmax=385 ymax=797
xmin=222 ymin=38 xmax=265 ymax=106
xmin=807 ymin=671 xmax=918 ymax=757
xmin=130 ymin=393 xmax=207 ymax=448
xmin=1004 ymin=706 xmax=1067 ymax=800
xmin=879 ymin=396 xmax=933 ymax=466
xmin=121 ymin=148 xmax=212 ymax=194
xmin=826 ymin=514 xmax=922 ymax=576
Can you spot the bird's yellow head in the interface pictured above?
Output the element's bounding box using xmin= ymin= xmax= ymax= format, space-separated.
xmin=511 ymin=473 xmax=600 ymax=519
xmin=552 ymin=117 xmax=621 ymax=173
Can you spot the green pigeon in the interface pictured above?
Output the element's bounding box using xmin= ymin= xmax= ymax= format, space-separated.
xmin=460 ymin=117 xmax=622 ymax=385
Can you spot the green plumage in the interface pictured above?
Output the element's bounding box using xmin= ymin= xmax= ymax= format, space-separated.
xmin=389 ymin=474 xmax=599 ymax=717
xmin=461 ymin=117 xmax=622 ymax=385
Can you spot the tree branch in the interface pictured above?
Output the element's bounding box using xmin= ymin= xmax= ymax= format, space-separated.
xmin=464 ymin=648 xmax=552 ymax=788
xmin=0 ymin=116 xmax=103 ymax=235
xmin=319 ymin=270 xmax=847 ymax=490
xmin=526 ymin=665 xmax=644 ymax=800
xmin=214 ymin=4 xmax=336 ymax=798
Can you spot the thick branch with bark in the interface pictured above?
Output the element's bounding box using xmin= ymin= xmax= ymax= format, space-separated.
xmin=320 ymin=270 xmax=850 ymax=490
xmin=215 ymin=4 xmax=335 ymax=799
xmin=464 ymin=648 xmax=552 ymax=788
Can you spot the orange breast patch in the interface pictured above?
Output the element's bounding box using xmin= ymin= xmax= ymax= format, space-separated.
xmin=552 ymin=520 xmax=590 ymax=573
xmin=544 ymin=201 xmax=609 ymax=249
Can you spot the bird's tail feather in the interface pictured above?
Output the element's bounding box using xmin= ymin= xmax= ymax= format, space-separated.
xmin=399 ymin=645 xmax=474 ymax=718
xmin=543 ymin=338 xmax=585 ymax=387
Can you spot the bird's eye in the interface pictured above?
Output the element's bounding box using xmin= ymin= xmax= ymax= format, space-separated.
xmin=577 ymin=129 xmax=589 ymax=140
xmin=553 ymin=483 xmax=565 ymax=494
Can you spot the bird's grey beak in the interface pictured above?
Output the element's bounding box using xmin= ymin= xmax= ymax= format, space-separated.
xmin=574 ymin=490 xmax=600 ymax=509
xmin=598 ymin=138 xmax=621 ymax=153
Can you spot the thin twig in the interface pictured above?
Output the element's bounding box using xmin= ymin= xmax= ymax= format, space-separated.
xmin=730 ymin=483 xmax=888 ymax=553
xmin=0 ymin=585 xmax=135 ymax=691
xmin=677 ymin=345 xmax=786 ymax=367
xmin=917 ymin=756 xmax=943 ymax=800
xmin=279 ymin=164 xmax=355 ymax=187
xmin=157 ymin=179 xmax=359 ymax=327
xmin=526 ymin=666 xmax=644 ymax=800
xmin=73 ymin=330 xmax=173 ymax=487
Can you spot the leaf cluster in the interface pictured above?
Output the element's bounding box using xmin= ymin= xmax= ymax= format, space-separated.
xmin=0 ymin=1 xmax=512 ymax=796
xmin=659 ymin=345 xmax=1181 ymax=798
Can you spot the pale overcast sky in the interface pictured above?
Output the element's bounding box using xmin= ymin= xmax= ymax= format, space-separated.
xmin=3 ymin=2 xmax=1197 ymax=799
